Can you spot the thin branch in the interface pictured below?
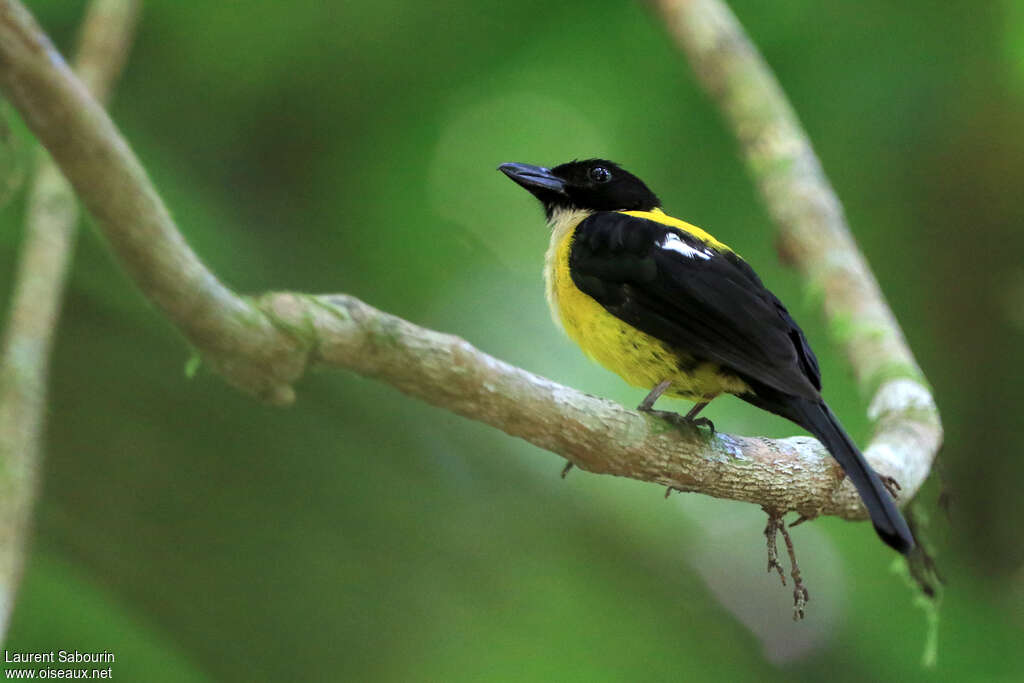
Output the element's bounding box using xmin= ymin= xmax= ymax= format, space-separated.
xmin=0 ymin=0 xmax=140 ymax=634
xmin=0 ymin=0 xmax=941 ymax=559
xmin=651 ymin=0 xmax=942 ymax=491
xmin=71 ymin=0 xmax=140 ymax=99
xmin=653 ymin=0 xmax=926 ymax=395
xmin=0 ymin=0 xmax=299 ymax=404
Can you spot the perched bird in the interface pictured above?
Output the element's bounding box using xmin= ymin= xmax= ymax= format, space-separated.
xmin=499 ymin=158 xmax=914 ymax=554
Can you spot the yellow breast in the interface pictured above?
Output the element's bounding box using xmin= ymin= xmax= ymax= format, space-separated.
xmin=543 ymin=208 xmax=749 ymax=401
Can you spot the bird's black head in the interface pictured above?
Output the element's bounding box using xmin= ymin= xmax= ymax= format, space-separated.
xmin=499 ymin=159 xmax=661 ymax=217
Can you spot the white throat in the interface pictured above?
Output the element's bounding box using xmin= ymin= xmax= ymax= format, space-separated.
xmin=543 ymin=207 xmax=593 ymax=331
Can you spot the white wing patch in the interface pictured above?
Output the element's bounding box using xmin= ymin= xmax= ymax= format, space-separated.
xmin=659 ymin=232 xmax=712 ymax=260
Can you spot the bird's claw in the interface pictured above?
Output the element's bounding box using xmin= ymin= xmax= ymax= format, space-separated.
xmin=690 ymin=416 xmax=715 ymax=433
xmin=638 ymin=408 xmax=715 ymax=435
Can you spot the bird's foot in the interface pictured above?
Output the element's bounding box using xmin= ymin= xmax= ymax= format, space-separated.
xmin=763 ymin=507 xmax=810 ymax=621
xmin=636 ymin=386 xmax=714 ymax=434
xmin=689 ymin=416 xmax=716 ymax=433
xmin=637 ymin=407 xmax=715 ymax=434
xmin=560 ymin=462 xmax=574 ymax=478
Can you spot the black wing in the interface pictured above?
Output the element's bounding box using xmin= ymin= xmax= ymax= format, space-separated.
xmin=569 ymin=211 xmax=821 ymax=399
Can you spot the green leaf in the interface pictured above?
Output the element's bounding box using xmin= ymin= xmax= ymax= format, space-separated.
xmin=184 ymin=352 xmax=201 ymax=379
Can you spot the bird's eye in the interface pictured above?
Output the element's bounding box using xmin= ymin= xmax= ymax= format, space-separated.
xmin=589 ymin=166 xmax=612 ymax=183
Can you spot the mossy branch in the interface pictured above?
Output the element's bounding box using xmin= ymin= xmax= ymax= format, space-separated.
xmin=652 ymin=0 xmax=942 ymax=507
xmin=653 ymin=0 xmax=932 ymax=400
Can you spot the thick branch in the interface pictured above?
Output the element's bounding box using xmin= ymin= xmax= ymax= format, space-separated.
xmin=0 ymin=0 xmax=940 ymax=541
xmin=260 ymin=292 xmax=935 ymax=521
xmin=0 ymin=0 xmax=139 ymax=634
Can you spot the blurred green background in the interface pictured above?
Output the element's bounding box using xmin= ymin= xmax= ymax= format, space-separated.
xmin=1 ymin=0 xmax=1022 ymax=680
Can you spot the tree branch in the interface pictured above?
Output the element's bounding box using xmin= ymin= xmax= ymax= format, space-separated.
xmin=257 ymin=291 xmax=931 ymax=523
xmin=0 ymin=0 xmax=941 ymax=556
xmin=0 ymin=0 xmax=299 ymax=405
xmin=650 ymin=0 xmax=942 ymax=495
xmin=653 ymin=0 xmax=929 ymax=400
xmin=0 ymin=0 xmax=139 ymax=634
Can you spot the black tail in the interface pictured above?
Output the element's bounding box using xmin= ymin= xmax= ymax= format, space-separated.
xmin=750 ymin=394 xmax=915 ymax=554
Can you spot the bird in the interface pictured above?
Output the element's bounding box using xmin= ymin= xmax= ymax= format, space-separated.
xmin=499 ymin=158 xmax=914 ymax=554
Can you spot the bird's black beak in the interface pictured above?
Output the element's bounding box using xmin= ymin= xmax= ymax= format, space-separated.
xmin=498 ymin=162 xmax=567 ymax=196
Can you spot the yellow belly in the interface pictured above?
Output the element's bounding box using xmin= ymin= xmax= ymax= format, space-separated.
xmin=544 ymin=209 xmax=750 ymax=402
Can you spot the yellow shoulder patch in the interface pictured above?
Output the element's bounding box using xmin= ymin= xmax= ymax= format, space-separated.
xmin=620 ymin=208 xmax=734 ymax=254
